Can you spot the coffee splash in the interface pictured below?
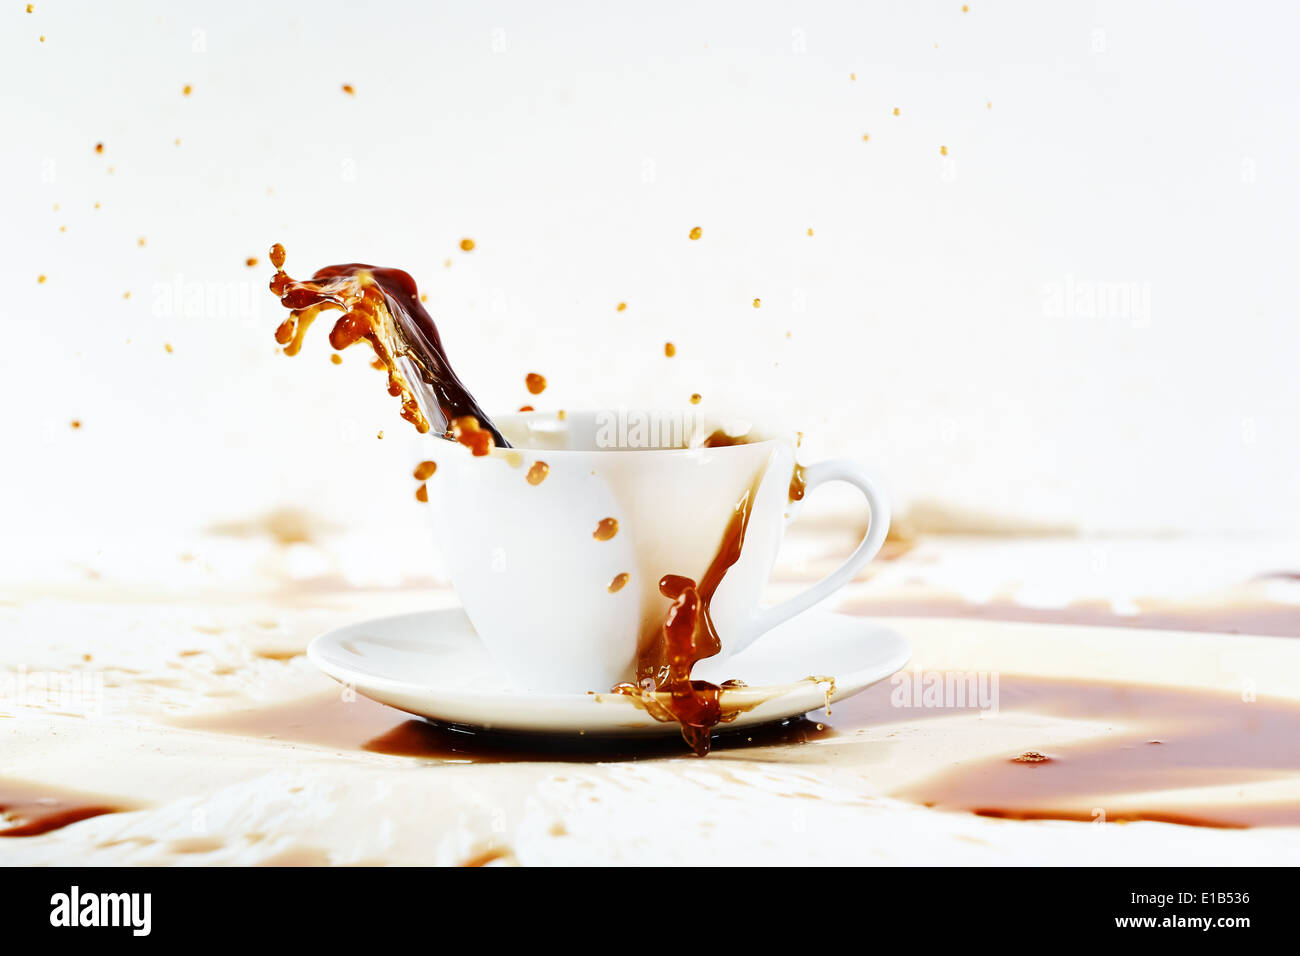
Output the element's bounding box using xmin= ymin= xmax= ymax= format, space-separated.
xmin=614 ymin=475 xmax=764 ymax=756
xmin=268 ymin=248 xmax=798 ymax=754
xmin=268 ymin=244 xmax=507 ymax=447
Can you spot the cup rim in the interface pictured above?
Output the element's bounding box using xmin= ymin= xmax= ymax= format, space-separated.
xmin=446 ymin=409 xmax=792 ymax=459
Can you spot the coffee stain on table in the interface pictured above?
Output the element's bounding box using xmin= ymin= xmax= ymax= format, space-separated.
xmin=0 ymin=779 xmax=133 ymax=837
xmin=176 ymin=692 xmax=831 ymax=763
xmin=460 ymin=845 xmax=516 ymax=867
xmin=824 ymin=675 xmax=1300 ymax=829
xmin=256 ymin=845 xmax=335 ymax=866
xmin=175 ymin=672 xmax=1300 ymax=829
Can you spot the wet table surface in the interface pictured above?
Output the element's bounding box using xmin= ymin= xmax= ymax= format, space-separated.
xmin=3 ymin=529 xmax=1299 ymax=865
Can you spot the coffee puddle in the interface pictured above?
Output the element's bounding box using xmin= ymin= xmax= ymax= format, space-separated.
xmin=180 ymin=673 xmax=1300 ymax=827
xmin=823 ymin=675 xmax=1300 ymax=829
xmin=176 ymin=692 xmax=831 ymax=762
xmin=0 ymin=779 xmax=131 ymax=838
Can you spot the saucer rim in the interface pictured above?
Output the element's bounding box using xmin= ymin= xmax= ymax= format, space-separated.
xmin=307 ymin=606 xmax=911 ymax=734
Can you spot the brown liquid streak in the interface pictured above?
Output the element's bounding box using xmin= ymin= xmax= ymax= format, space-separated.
xmin=268 ymin=247 xmax=507 ymax=446
xmin=613 ymin=473 xmax=765 ymax=756
xmin=788 ymin=464 xmax=807 ymax=502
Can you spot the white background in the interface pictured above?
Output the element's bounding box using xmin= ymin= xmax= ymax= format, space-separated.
xmin=3 ymin=1 xmax=1298 ymax=579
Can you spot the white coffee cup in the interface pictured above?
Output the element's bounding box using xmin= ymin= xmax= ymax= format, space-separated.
xmin=422 ymin=410 xmax=890 ymax=693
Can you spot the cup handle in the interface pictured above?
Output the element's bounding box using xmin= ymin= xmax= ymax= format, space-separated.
xmin=744 ymin=459 xmax=891 ymax=643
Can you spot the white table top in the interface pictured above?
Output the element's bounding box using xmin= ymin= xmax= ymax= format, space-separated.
xmin=3 ymin=529 xmax=1298 ymax=865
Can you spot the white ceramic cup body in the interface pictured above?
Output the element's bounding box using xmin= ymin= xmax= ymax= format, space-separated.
xmin=423 ymin=411 xmax=889 ymax=693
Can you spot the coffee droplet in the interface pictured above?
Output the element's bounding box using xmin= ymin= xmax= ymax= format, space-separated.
xmin=789 ymin=463 xmax=808 ymax=502
xmin=940 ymin=145 xmax=949 ymax=156
xmin=414 ymin=483 xmax=429 ymax=502
xmin=607 ymin=572 xmax=630 ymax=593
xmin=1012 ymin=751 xmax=1051 ymax=764
xmin=330 ymin=354 xmax=342 ymax=365
xmin=246 ymin=256 xmax=259 ymax=267
xmin=269 ymin=242 xmax=286 ymax=269
xmin=459 ymin=238 xmax=476 ymax=252
xmin=413 ymin=460 xmax=437 ymax=480
xmin=518 ymin=404 xmax=534 ymax=412
xmin=688 ymin=226 xmax=702 ymax=240
xmin=690 ymin=393 xmax=702 ymax=405
xmin=664 ymin=342 xmax=676 ymax=357
xmin=593 ymin=518 xmax=619 ymax=541
xmin=525 ymin=372 xmax=547 ymax=395
xmin=342 ymin=83 xmax=355 ymax=95
xmin=752 ymin=298 xmax=761 ymax=308
xmin=616 ymin=302 xmax=627 ymax=312
xmin=450 ymin=416 xmax=494 ymax=456
xmin=525 ymin=461 xmax=549 ymax=485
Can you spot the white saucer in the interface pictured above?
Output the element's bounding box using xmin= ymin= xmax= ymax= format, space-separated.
xmin=307 ymin=608 xmax=910 ymax=736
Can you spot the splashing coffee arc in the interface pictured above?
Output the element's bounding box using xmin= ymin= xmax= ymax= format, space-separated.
xmin=268 ymin=245 xmax=507 ymax=447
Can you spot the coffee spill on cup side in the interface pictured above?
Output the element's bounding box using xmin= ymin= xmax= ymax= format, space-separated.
xmin=613 ymin=472 xmax=766 ymax=756
xmin=267 ymin=244 xmax=508 ymax=447
xmin=699 ymin=428 xmax=750 ymax=448
xmin=789 ymin=464 xmax=808 ymax=502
